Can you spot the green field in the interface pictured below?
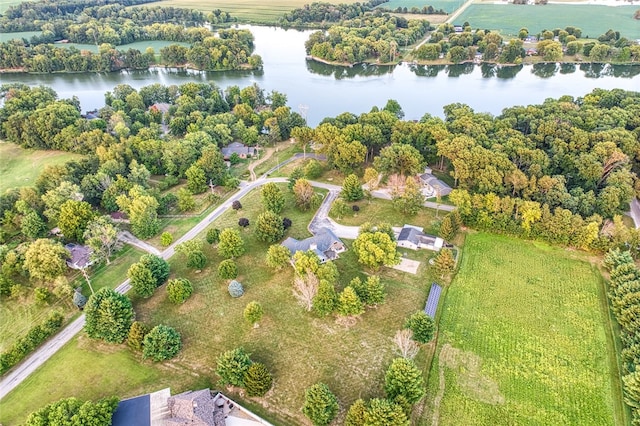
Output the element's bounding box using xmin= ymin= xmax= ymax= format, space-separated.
xmin=155 ymin=0 xmax=361 ymax=22
xmin=57 ymin=40 xmax=190 ymax=54
xmin=379 ymin=0 xmax=464 ymax=14
xmin=455 ymin=4 xmax=640 ymax=39
xmin=0 ymin=143 xmax=82 ymax=193
xmin=0 ymin=31 xmax=40 ymax=42
xmin=425 ymin=233 xmax=622 ymax=425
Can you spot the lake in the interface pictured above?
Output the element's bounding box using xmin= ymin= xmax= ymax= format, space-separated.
xmin=3 ymin=25 xmax=639 ymax=125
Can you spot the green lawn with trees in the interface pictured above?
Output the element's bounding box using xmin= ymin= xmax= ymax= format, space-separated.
xmin=0 ymin=143 xmax=82 ymax=193
xmin=425 ymin=232 xmax=622 ymax=425
xmin=379 ymin=0 xmax=462 ymax=14
xmin=454 ymin=4 xmax=640 ymax=39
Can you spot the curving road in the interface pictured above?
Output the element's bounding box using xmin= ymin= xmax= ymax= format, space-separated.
xmin=0 ymin=173 xmax=454 ymax=400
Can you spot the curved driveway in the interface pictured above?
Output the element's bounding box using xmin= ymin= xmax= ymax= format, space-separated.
xmin=0 ymin=175 xmax=453 ymax=400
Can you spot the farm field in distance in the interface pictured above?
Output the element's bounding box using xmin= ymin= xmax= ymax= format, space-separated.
xmin=0 ymin=143 xmax=82 ymax=193
xmin=155 ymin=0 xmax=360 ymax=22
xmin=378 ymin=0 xmax=464 ymax=14
xmin=454 ymin=4 xmax=640 ymax=39
xmin=424 ymin=233 xmax=622 ymax=425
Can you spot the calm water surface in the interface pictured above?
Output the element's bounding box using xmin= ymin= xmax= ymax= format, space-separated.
xmin=2 ymin=25 xmax=639 ymax=125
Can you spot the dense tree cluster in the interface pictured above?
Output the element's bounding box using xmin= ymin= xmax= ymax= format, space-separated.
xmin=24 ymin=396 xmax=119 ymax=426
xmin=215 ymin=347 xmax=273 ymax=396
xmin=305 ymin=14 xmax=430 ymax=63
xmin=603 ymin=249 xmax=640 ymax=424
xmin=279 ymin=0 xmax=389 ymax=28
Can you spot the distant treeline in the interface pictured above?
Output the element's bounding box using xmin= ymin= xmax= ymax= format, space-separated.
xmin=279 ymin=0 xmax=389 ymax=27
xmin=0 ymin=28 xmax=261 ymax=73
xmin=379 ymin=5 xmax=447 ymax=15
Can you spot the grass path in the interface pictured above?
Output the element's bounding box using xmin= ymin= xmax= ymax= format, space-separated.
xmin=248 ymin=147 xmax=275 ymax=181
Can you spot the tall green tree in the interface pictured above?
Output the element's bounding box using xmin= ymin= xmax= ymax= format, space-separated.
xmin=302 ymin=383 xmax=339 ymax=426
xmin=185 ymin=164 xmax=207 ymax=194
xmin=218 ymin=228 xmax=245 ymax=259
xmin=143 ymin=324 xmax=182 ymax=361
xmin=352 ymin=230 xmax=400 ymax=270
xmin=21 ymin=210 xmax=46 ymax=239
xmin=337 ymin=286 xmax=365 ymax=316
xmin=84 ymin=288 xmax=134 ymax=343
xmin=244 ymin=363 xmax=273 ymax=397
xmin=363 ymin=398 xmax=409 ymax=426
xmin=127 ymin=262 xmax=156 ymax=298
xmin=58 ymin=200 xmax=96 ymax=242
xmin=166 ymin=278 xmax=193 ymax=304
xmin=23 ymin=239 xmax=69 ymax=283
xmin=392 ymin=177 xmax=425 ymax=216
xmin=261 ymin=182 xmax=286 ymax=213
xmin=84 ymin=216 xmax=120 ymax=265
xmin=342 ymin=174 xmax=364 ymax=201
xmin=255 ymin=210 xmax=285 ymax=243
xmin=266 ymin=244 xmax=291 ymax=270
xmin=216 ymin=347 xmax=253 ymax=387
xmin=140 ymin=254 xmax=170 ymax=286
xmin=345 ymin=399 xmax=367 ymax=426
xmin=313 ymin=280 xmax=338 ymax=317
xmin=404 ymin=311 xmax=435 ymax=343
xmin=374 ymin=144 xmax=424 ymax=178
xmin=176 ymin=239 xmax=207 ymax=269
xmin=384 ymin=357 xmax=425 ymax=404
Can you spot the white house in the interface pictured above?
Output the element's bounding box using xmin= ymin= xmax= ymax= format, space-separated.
xmin=397 ymin=225 xmax=444 ymax=251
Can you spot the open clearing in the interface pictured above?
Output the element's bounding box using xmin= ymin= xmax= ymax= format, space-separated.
xmin=454 ymin=4 xmax=640 ymax=38
xmin=424 ymin=233 xmax=622 ymax=425
xmin=0 ymin=143 xmax=82 ymax=193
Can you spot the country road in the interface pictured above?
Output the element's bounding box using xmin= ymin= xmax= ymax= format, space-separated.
xmin=0 ymin=172 xmax=454 ymax=401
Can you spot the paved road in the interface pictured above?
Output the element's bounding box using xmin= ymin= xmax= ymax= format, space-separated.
xmin=0 ymin=173 xmax=454 ymax=400
xmin=118 ymin=231 xmax=161 ymax=256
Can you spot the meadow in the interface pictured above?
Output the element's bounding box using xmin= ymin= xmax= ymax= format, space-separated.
xmin=0 ymin=143 xmax=82 ymax=193
xmin=454 ymin=4 xmax=640 ymax=39
xmin=0 ymin=184 xmax=435 ymax=425
xmin=379 ymin=0 xmax=464 ymax=14
xmin=423 ymin=233 xmax=623 ymax=425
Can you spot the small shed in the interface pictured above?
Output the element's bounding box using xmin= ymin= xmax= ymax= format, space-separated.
xmin=424 ymin=283 xmax=442 ymax=318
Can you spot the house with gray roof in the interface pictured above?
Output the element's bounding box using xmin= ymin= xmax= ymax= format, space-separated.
xmin=64 ymin=243 xmax=94 ymax=270
xmin=397 ymin=225 xmax=444 ymax=251
xmin=281 ymin=228 xmax=346 ymax=263
xmin=221 ymin=142 xmax=256 ymax=160
xmin=419 ymin=167 xmax=452 ymax=197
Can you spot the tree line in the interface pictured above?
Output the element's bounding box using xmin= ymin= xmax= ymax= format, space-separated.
xmin=278 ymin=0 xmax=389 ymax=28
xmin=0 ymin=27 xmax=261 ymax=73
xmin=305 ymin=14 xmax=430 ymax=63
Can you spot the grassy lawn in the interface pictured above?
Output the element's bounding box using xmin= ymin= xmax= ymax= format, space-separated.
xmin=154 ymin=0 xmax=361 ymax=23
xmin=379 ymin=0 xmax=464 ymax=14
xmin=252 ymin=142 xmax=301 ymax=179
xmin=0 ymin=31 xmax=41 ymax=42
xmin=70 ymin=246 xmax=145 ymax=295
xmin=0 ymin=183 xmax=436 ymax=425
xmin=454 ymin=4 xmax=640 ymax=39
xmin=423 ymin=233 xmax=622 ymax=425
xmin=331 ymin=196 xmax=443 ymax=234
xmin=0 ymin=143 xmax=82 ymax=192
xmin=57 ymin=40 xmax=191 ymax=54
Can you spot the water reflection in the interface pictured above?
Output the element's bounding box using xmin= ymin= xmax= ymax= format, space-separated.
xmin=305 ymin=60 xmax=395 ymax=78
xmin=559 ymin=63 xmax=576 ymax=74
xmin=446 ymin=63 xmax=474 ymax=77
xmin=532 ymin=63 xmax=558 ymax=79
xmin=408 ymin=64 xmax=445 ymax=77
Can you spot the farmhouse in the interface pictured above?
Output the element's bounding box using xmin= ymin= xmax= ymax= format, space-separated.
xmin=112 ymin=388 xmax=272 ymax=426
xmin=221 ymin=142 xmax=256 ymax=160
xmin=64 ymin=243 xmax=93 ymax=270
xmin=282 ymin=228 xmax=346 ymax=263
xmin=419 ymin=168 xmax=452 ymax=197
xmin=397 ymin=225 xmax=444 ymax=251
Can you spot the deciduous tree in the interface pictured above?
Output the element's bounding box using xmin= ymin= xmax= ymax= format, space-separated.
xmin=216 ymin=347 xmax=252 ymax=387
xmin=261 ymin=182 xmax=285 ymax=213
xmin=294 ymin=272 xmax=319 ymax=311
xmin=393 ymin=329 xmax=419 ymax=359
xmin=218 ymin=228 xmax=245 ymax=259
xmin=23 ymin=239 xmax=68 ymax=283
xmin=352 ymin=230 xmax=400 ymax=270
xmin=374 ymin=143 xmax=424 ymax=178
xmin=84 ymin=216 xmax=120 ymax=265
xmin=293 ymin=178 xmax=317 ymax=211
xmin=143 ymin=324 xmax=181 ymax=361
xmin=166 ymin=278 xmax=193 ymax=304
xmin=255 ymin=210 xmax=285 ymax=243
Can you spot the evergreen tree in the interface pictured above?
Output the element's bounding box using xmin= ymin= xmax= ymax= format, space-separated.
xmin=244 ymin=363 xmax=273 ymax=397
xmin=127 ymin=321 xmax=149 ymax=351
xmin=261 ymin=182 xmax=285 ymax=213
xmin=313 ymin=280 xmax=337 ymax=317
xmin=266 ymin=244 xmax=291 ymax=270
xmin=216 ymin=347 xmax=252 ymax=387
xmin=139 ymin=254 xmax=170 ymax=286
xmin=243 ymin=301 xmax=264 ymax=325
xmin=439 ymin=214 xmax=456 ymax=241
xmin=345 ymin=399 xmax=367 ymax=426
xmin=342 ymin=174 xmax=364 ymax=201
xmin=21 ymin=210 xmax=46 ymax=239
xmin=338 ymin=286 xmax=365 ymax=316
xmin=384 ymin=358 xmax=425 ymax=404
xmin=142 ymin=324 xmax=182 ymax=361
xmin=349 ymin=276 xmax=368 ymax=304
xmin=127 ymin=262 xmax=156 ymax=298
xmin=364 ymin=398 xmax=409 ymax=426
xmin=433 ymin=248 xmax=455 ymax=277
xmin=404 ymin=311 xmax=435 ymax=343
xmin=255 ymin=210 xmax=285 ymax=243
xmin=84 ymin=288 xmax=134 ymax=343
xmin=166 ymin=278 xmax=193 ymax=304
xmin=366 ymin=275 xmax=385 ymax=305
xmin=218 ymin=259 xmax=238 ymax=279
xmin=206 ymin=228 xmax=221 ymax=245
xmin=302 ymin=383 xmax=339 ymax=426
xmin=218 ymin=228 xmax=245 ymax=259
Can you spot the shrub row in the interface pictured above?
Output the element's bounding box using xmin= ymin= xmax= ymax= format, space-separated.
xmin=0 ymin=311 xmax=64 ymax=374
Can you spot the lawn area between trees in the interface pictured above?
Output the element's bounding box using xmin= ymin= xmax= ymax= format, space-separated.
xmin=424 ymin=232 xmax=623 ymax=425
xmin=0 ymin=143 xmax=82 ymax=193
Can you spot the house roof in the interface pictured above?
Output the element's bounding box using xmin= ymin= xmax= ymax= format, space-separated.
xmin=221 ymin=142 xmax=254 ymax=158
xmin=111 ymin=394 xmax=150 ymax=426
xmin=397 ymin=226 xmax=439 ymax=246
xmin=282 ymin=228 xmax=343 ymax=257
xmin=424 ymin=283 xmax=442 ymax=318
xmin=419 ymin=173 xmax=452 ymax=195
xmin=167 ymin=389 xmax=220 ymax=426
xmin=64 ymin=243 xmax=93 ymax=269
xmin=150 ymin=103 xmax=171 ymax=114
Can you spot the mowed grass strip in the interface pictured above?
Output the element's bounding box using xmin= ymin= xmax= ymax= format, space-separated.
xmin=454 ymin=4 xmax=640 ymax=39
xmin=0 ymin=143 xmax=82 ymax=193
xmin=426 ymin=233 xmax=619 ymax=425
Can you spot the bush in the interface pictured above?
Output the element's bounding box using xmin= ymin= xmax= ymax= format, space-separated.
xmin=0 ymin=311 xmax=64 ymax=374
xmin=229 ymin=152 xmax=241 ymax=165
xmin=218 ymin=259 xmax=239 ymax=280
xmin=302 ymin=383 xmax=339 ymax=426
xmin=160 ymin=232 xmax=173 ymax=247
xmin=34 ymin=287 xmax=50 ymax=304
xmin=304 ymin=159 xmax=323 ymax=179
xmin=352 ymin=205 xmax=360 ymax=212
xmin=206 ymin=228 xmax=221 ymax=244
xmin=232 ymin=200 xmax=242 ymax=211
xmin=142 ymin=325 xmax=182 ymax=361
xmin=244 ymin=363 xmax=273 ymax=397
xmin=166 ymin=278 xmax=193 ymax=304
xmin=238 ymin=217 xmax=250 ymax=228
xmin=404 ymin=311 xmax=435 ymax=343
xmin=73 ymin=289 xmax=87 ymax=309
xmin=216 ymin=347 xmax=252 ymax=387
xmin=244 ymin=301 xmax=264 ymax=325
xmin=282 ymin=217 xmax=292 ymax=229
xmin=228 ymin=280 xmax=244 ymax=297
